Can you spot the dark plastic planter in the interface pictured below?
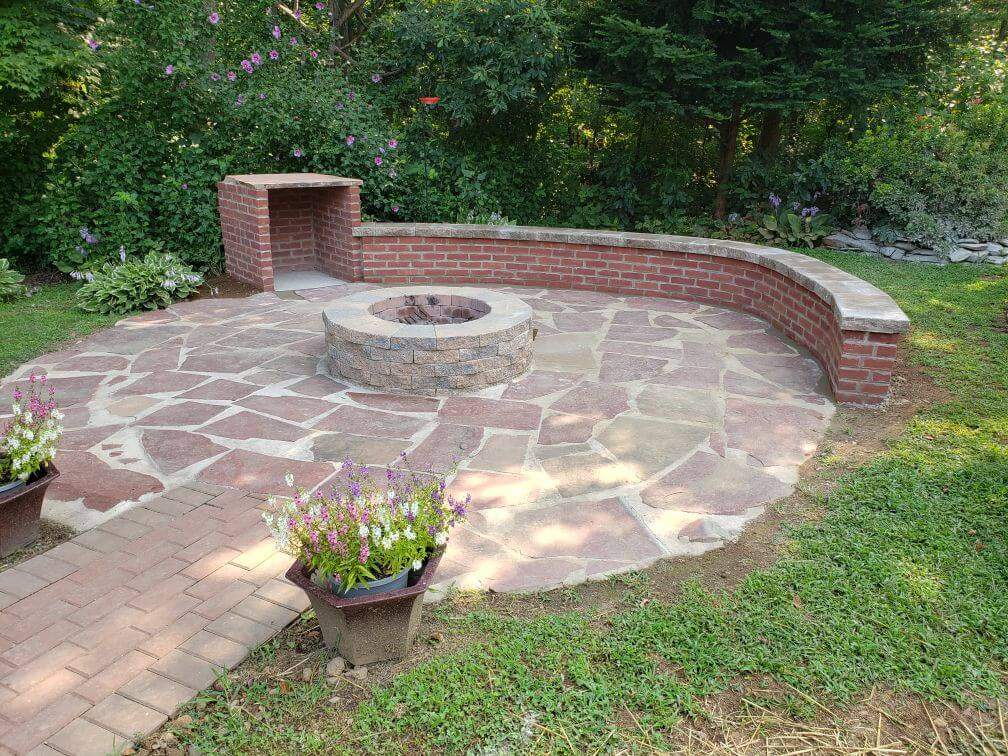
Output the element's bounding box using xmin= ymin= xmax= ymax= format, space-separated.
xmin=0 ymin=464 xmax=59 ymax=558
xmin=286 ymin=548 xmax=444 ymax=666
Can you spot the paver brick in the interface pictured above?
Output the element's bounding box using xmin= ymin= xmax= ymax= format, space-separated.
xmin=46 ymin=717 xmax=128 ymax=756
xmin=172 ymin=531 xmax=232 ymax=562
xmin=229 ymin=537 xmax=276 ymax=570
xmin=137 ymin=612 xmax=208 ymax=658
xmin=0 ymin=620 xmax=79 ymax=666
xmin=184 ymin=563 xmax=249 ymax=600
xmin=3 ymin=668 xmax=86 ymax=724
xmin=192 ymin=578 xmax=258 ymax=620
xmin=181 ymin=546 xmax=241 ymax=581
xmin=255 ymin=579 xmax=311 ymax=612
xmin=129 ymin=593 xmax=201 ymax=634
xmin=70 ymin=529 xmax=131 ymax=555
xmin=162 ymin=486 xmax=216 ymax=506
xmin=73 ymin=649 xmax=158 ymax=704
xmin=17 ymin=555 xmax=78 ymax=583
xmin=0 ymin=569 xmax=50 ymax=599
xmin=231 ymin=595 xmax=298 ymax=630
xmin=72 ymin=606 xmax=148 ymax=649
xmin=142 ymin=496 xmax=196 ymax=517
xmin=0 ymin=693 xmax=90 ymax=754
xmin=119 ymin=671 xmax=196 ymax=716
xmin=125 ymin=557 xmax=188 ymax=592
xmin=67 ymin=626 xmax=147 ymax=676
xmin=179 ymin=630 xmax=249 ymax=668
xmin=205 ymin=612 xmax=275 ymax=648
xmin=85 ymin=693 xmax=167 ymax=739
xmin=1 ymin=642 xmax=84 ymax=693
xmin=97 ymin=517 xmax=151 ymax=541
xmin=149 ymin=650 xmax=220 ymax=691
xmin=126 ymin=574 xmax=195 ymax=612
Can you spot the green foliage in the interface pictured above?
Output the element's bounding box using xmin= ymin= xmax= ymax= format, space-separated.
xmin=74 ymin=253 xmax=203 ymax=315
xmin=822 ymin=102 xmax=1008 ymax=252
xmin=0 ymin=258 xmax=25 ymax=301
xmin=757 ymin=207 xmax=835 ymax=247
xmin=387 ymin=0 xmax=570 ymax=129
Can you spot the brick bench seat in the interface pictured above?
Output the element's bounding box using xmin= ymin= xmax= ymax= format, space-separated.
xmin=352 ymin=224 xmax=910 ymax=406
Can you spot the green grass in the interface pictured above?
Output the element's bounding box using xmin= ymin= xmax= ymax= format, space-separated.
xmin=174 ymin=255 xmax=1008 ymax=753
xmin=0 ymin=283 xmax=117 ymax=378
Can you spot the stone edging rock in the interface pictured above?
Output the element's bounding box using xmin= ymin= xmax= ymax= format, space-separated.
xmin=824 ymin=227 xmax=1008 ymax=266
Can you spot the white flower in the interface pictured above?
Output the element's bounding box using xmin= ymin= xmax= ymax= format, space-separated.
xmin=387 ymin=488 xmax=395 ymax=500
xmin=284 ymin=472 xmax=295 ymax=487
xmin=404 ymin=526 xmax=416 ymax=541
xmin=381 ymin=537 xmax=392 ymax=549
xmin=434 ymin=530 xmax=448 ymax=546
xmin=371 ymin=524 xmax=382 ymax=540
xmin=11 ymin=404 xmax=21 ymax=416
xmin=412 ymin=559 xmax=423 ymax=571
xmin=358 ymin=525 xmax=369 ymax=538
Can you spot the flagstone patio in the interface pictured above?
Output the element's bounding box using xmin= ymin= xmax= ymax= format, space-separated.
xmin=0 ymin=283 xmax=837 ymax=753
xmin=3 ymin=283 xmax=834 ymax=594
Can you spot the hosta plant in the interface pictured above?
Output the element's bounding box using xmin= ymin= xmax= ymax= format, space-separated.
xmin=0 ymin=258 xmax=26 ymax=301
xmin=758 ymin=194 xmax=835 ymax=247
xmin=75 ymin=252 xmax=203 ymax=315
xmin=264 ymin=457 xmax=469 ymax=593
xmin=1 ymin=374 xmax=63 ymax=485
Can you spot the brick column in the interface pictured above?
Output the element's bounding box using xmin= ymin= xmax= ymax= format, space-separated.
xmin=315 ymin=185 xmax=363 ymax=282
xmin=217 ymin=180 xmax=273 ymax=291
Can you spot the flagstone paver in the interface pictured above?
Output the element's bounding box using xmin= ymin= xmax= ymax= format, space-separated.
xmin=0 ymin=283 xmax=837 ymax=753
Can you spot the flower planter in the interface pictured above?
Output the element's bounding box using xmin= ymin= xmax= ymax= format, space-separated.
xmin=286 ymin=548 xmax=444 ymax=666
xmin=0 ymin=465 xmax=59 ymax=558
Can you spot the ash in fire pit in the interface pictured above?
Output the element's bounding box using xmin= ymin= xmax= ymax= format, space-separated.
xmin=370 ymin=293 xmax=489 ymax=325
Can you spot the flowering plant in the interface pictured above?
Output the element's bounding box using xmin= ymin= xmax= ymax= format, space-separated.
xmin=263 ymin=457 xmax=469 ymax=592
xmin=1 ymin=375 xmax=63 ymax=485
xmin=757 ymin=193 xmax=834 ymax=247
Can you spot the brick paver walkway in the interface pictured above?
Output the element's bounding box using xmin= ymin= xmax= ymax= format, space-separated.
xmin=0 ymin=483 xmax=305 ymax=755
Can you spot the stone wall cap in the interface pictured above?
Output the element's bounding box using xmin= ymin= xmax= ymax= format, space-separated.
xmin=353 ymin=223 xmax=910 ymax=333
xmin=226 ymin=173 xmax=363 ymax=189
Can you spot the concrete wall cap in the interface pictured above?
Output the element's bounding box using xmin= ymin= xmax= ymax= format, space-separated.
xmin=226 ymin=173 xmax=363 ymax=189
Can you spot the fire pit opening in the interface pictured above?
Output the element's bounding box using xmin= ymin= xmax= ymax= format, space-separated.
xmin=370 ymin=294 xmax=490 ymax=325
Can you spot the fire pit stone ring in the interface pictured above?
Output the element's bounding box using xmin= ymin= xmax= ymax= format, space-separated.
xmin=322 ymin=286 xmax=534 ymax=395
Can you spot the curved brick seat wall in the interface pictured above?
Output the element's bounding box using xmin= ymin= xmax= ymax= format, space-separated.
xmin=217 ymin=174 xmax=909 ymax=406
xmin=351 ymin=225 xmax=909 ymax=407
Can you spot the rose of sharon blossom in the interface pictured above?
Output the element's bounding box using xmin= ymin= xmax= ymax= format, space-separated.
xmin=209 ymin=11 xmax=219 ymax=23
xmin=210 ymin=72 xmax=221 ymax=81
xmin=374 ymin=156 xmax=382 ymax=166
xmin=371 ymin=73 xmax=381 ymax=83
xmin=227 ymin=70 xmax=237 ymax=81
xmin=165 ymin=64 xmax=174 ymax=75
xmin=293 ymin=147 xmax=303 ymax=158
xmin=269 ymin=50 xmax=279 ymax=60
xmin=241 ymin=59 xmax=253 ymax=73
xmin=389 ymin=139 xmax=398 ymax=149
xmin=273 ymin=25 xmax=281 ymax=39
xmin=346 ymin=135 xmax=355 ymax=146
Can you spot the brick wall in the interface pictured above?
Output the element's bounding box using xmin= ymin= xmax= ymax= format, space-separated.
xmin=358 ymin=236 xmax=901 ymax=406
xmin=266 ymin=188 xmax=316 ymax=273
xmin=315 ymin=186 xmax=362 ymax=282
xmin=217 ymin=181 xmax=272 ymax=290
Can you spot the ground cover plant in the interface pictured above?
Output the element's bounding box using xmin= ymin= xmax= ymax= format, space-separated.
xmin=0 ymin=282 xmax=115 ymax=378
xmin=135 ymin=254 xmax=1008 ymax=754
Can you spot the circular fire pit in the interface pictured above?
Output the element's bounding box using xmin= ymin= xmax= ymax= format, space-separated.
xmin=322 ymin=286 xmax=533 ymax=394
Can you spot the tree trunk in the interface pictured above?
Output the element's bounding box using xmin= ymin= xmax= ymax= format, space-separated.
xmin=756 ymin=111 xmax=782 ymax=160
xmin=713 ymin=104 xmax=742 ymax=219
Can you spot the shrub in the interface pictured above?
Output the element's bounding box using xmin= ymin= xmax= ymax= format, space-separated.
xmin=0 ymin=258 xmax=25 ymax=300
xmin=821 ymin=102 xmax=1008 ymax=252
xmin=75 ymin=252 xmax=203 ymax=315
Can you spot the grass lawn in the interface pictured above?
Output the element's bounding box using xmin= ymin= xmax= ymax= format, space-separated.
xmin=15 ymin=258 xmax=1007 ymax=753
xmin=0 ymin=283 xmax=117 ymax=378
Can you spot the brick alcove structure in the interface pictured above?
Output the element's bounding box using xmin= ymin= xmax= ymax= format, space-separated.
xmin=217 ymin=173 xmax=362 ymax=291
xmin=218 ymin=173 xmax=910 ymax=406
